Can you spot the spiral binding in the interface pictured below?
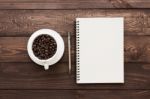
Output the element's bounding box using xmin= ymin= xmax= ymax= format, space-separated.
xmin=76 ymin=20 xmax=80 ymax=82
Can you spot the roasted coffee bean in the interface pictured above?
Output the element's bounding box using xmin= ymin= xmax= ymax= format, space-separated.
xmin=32 ymin=34 xmax=57 ymax=60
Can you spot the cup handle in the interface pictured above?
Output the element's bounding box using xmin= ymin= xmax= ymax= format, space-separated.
xmin=44 ymin=64 xmax=49 ymax=70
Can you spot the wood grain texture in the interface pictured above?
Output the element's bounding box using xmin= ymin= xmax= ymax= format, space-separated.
xmin=0 ymin=62 xmax=150 ymax=89
xmin=0 ymin=0 xmax=149 ymax=9
xmin=0 ymin=37 xmax=75 ymax=62
xmin=0 ymin=90 xmax=150 ymax=99
xmin=1 ymin=9 xmax=150 ymax=91
xmin=0 ymin=10 xmax=150 ymax=36
xmin=125 ymin=36 xmax=150 ymax=62
xmin=0 ymin=0 xmax=149 ymax=99
xmin=0 ymin=90 xmax=75 ymax=99
xmin=1 ymin=36 xmax=150 ymax=63
xmin=0 ymin=3 xmax=149 ymax=99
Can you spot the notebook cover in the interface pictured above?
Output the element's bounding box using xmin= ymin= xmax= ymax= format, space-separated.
xmin=76 ymin=18 xmax=124 ymax=84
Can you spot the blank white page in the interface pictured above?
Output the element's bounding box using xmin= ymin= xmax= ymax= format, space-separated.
xmin=76 ymin=18 xmax=124 ymax=83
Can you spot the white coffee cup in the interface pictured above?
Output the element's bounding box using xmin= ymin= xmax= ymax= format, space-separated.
xmin=27 ymin=29 xmax=65 ymax=70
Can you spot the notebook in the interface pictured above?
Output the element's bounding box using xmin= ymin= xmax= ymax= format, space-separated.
xmin=76 ymin=18 xmax=124 ymax=84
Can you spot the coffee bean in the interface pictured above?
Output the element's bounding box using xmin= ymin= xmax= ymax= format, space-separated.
xmin=32 ymin=34 xmax=57 ymax=60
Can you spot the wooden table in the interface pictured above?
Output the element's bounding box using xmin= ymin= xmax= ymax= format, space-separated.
xmin=0 ymin=0 xmax=150 ymax=98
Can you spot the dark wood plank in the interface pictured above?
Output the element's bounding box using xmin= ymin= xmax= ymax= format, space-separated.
xmin=0 ymin=10 xmax=105 ymax=36
xmin=0 ymin=90 xmax=75 ymax=99
xmin=75 ymin=90 xmax=150 ymax=99
xmin=0 ymin=90 xmax=150 ymax=99
xmin=0 ymin=10 xmax=150 ymax=36
xmin=0 ymin=62 xmax=150 ymax=89
xmin=1 ymin=36 xmax=150 ymax=63
xmin=0 ymin=37 xmax=75 ymax=62
xmin=0 ymin=0 xmax=149 ymax=9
